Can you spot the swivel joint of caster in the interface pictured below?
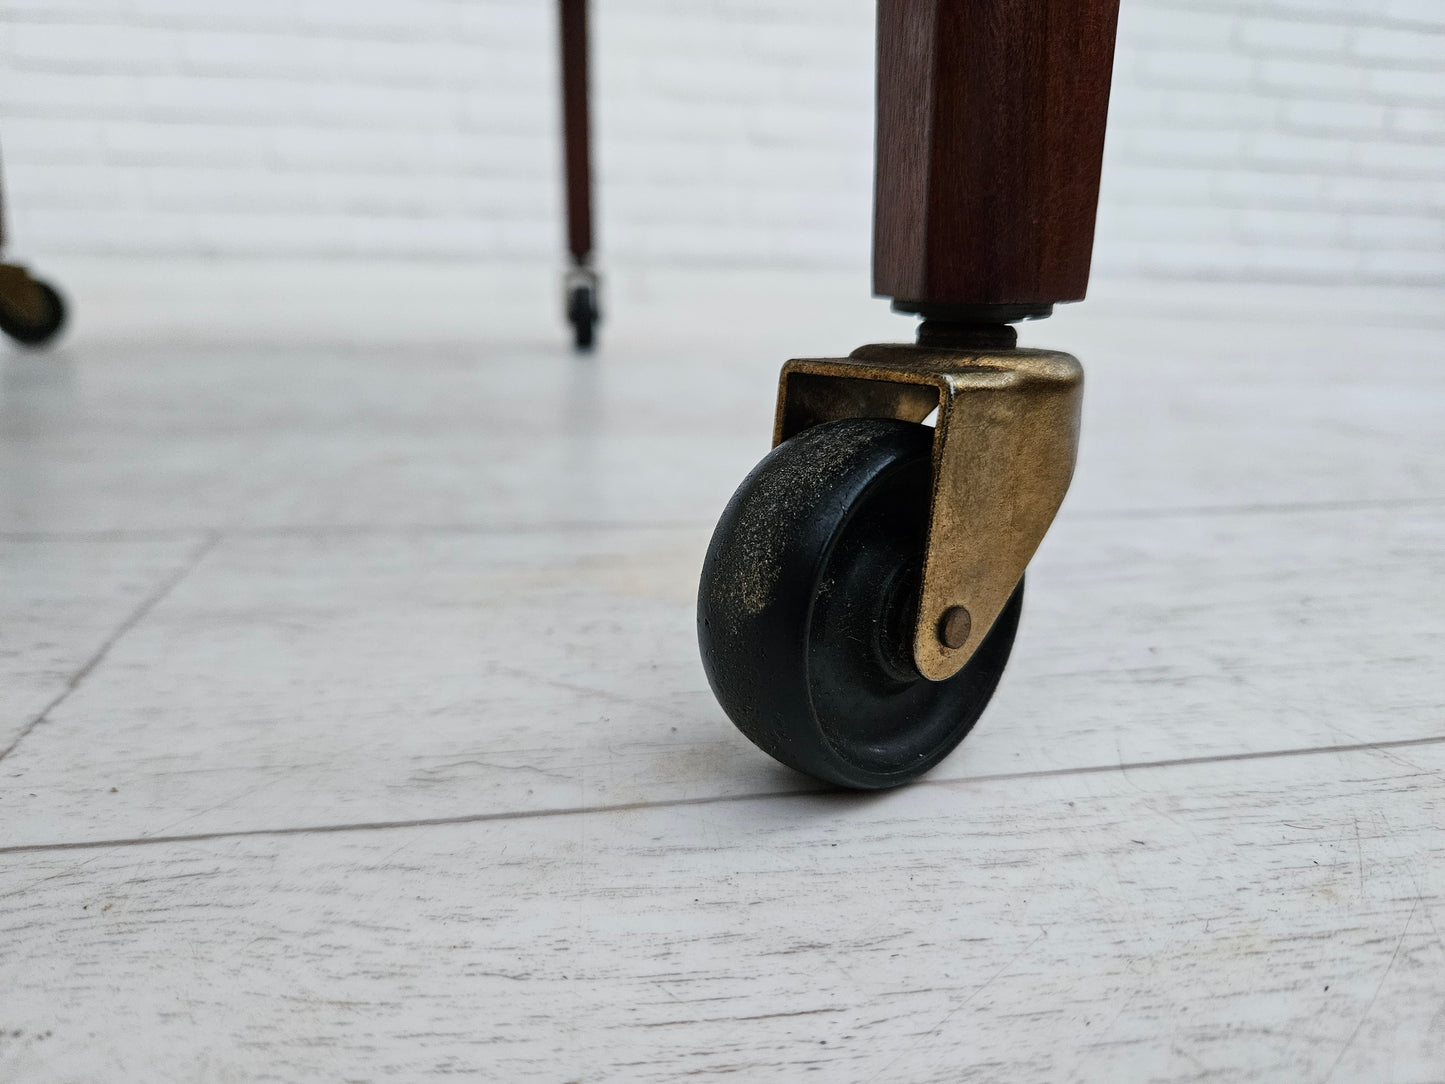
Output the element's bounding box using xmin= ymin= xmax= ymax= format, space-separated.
xmin=698 ymin=335 xmax=1082 ymax=790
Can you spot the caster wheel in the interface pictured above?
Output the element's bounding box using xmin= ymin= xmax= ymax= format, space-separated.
xmin=0 ymin=278 xmax=66 ymax=348
xmin=698 ymin=417 xmax=1023 ymax=789
xmin=567 ymin=281 xmax=598 ymax=352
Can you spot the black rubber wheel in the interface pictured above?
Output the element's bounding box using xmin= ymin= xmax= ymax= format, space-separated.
xmin=567 ymin=283 xmax=597 ymax=352
xmin=698 ymin=417 xmax=1023 ymax=789
xmin=0 ymin=279 xmax=67 ymax=348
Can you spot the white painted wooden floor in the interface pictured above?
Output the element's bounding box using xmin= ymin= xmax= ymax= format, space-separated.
xmin=2 ymin=261 xmax=1443 ymax=1082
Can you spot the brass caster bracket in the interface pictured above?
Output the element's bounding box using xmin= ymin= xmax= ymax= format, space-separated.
xmin=774 ymin=342 xmax=1083 ymax=681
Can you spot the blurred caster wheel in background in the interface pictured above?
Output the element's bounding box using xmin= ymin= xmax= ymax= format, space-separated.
xmin=565 ymin=268 xmax=600 ymax=353
xmin=0 ymin=264 xmax=67 ymax=348
xmin=697 ymin=417 xmax=1023 ymax=790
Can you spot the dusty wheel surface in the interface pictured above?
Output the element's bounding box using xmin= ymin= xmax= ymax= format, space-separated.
xmin=697 ymin=417 xmax=1023 ymax=789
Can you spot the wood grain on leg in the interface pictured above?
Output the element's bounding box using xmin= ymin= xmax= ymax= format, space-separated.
xmin=874 ymin=0 xmax=1120 ymax=310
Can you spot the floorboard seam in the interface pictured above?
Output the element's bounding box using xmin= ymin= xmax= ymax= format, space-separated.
xmin=3 ymin=732 xmax=1442 ymax=857
xmin=0 ymin=532 xmax=223 ymax=766
xmin=2 ymin=494 xmax=1443 ymax=544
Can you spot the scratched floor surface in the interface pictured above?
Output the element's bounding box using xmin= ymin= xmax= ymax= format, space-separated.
xmin=1 ymin=261 xmax=1442 ymax=1082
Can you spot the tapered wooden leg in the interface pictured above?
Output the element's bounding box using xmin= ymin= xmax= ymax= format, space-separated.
xmin=873 ymin=0 xmax=1120 ymax=320
xmin=559 ymin=0 xmax=599 ymax=350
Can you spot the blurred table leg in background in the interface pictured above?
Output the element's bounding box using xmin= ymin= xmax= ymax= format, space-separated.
xmin=560 ymin=0 xmax=599 ymax=352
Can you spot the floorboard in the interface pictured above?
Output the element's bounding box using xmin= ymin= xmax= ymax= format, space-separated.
xmin=1 ymin=265 xmax=1442 ymax=1080
xmin=2 ymin=747 xmax=1441 ymax=1081
xmin=1 ymin=503 xmax=1441 ymax=848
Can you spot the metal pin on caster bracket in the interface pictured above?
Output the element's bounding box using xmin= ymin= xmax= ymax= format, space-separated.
xmin=772 ymin=330 xmax=1082 ymax=681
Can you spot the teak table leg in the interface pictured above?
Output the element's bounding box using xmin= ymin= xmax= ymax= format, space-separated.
xmin=559 ymin=0 xmax=600 ymax=351
xmin=874 ymin=0 xmax=1120 ymax=324
xmin=696 ymin=1 xmax=1122 ymax=790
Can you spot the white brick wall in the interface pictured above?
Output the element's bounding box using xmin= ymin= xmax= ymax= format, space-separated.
xmin=1103 ymin=0 xmax=1445 ymax=283
xmin=0 ymin=0 xmax=1441 ymax=285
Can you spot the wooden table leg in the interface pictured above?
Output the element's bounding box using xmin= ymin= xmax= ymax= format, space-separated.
xmin=559 ymin=0 xmax=599 ymax=351
xmin=695 ymin=1 xmax=1123 ymax=788
xmin=874 ymin=0 xmax=1120 ymax=326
